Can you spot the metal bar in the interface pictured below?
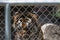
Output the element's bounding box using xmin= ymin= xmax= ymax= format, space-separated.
xmin=5 ymin=4 xmax=11 ymax=40
xmin=1 ymin=1 xmax=60 ymax=3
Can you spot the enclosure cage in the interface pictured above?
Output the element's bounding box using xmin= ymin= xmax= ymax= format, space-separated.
xmin=0 ymin=2 xmax=60 ymax=40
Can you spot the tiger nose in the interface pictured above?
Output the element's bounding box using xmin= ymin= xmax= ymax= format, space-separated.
xmin=22 ymin=23 xmax=27 ymax=28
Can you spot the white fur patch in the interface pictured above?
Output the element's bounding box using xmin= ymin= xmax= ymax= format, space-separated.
xmin=17 ymin=20 xmax=22 ymax=27
xmin=26 ymin=23 xmax=29 ymax=26
xmin=27 ymin=18 xmax=31 ymax=23
xmin=41 ymin=23 xmax=55 ymax=33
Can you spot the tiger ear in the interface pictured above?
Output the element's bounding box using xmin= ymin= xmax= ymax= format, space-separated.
xmin=28 ymin=12 xmax=39 ymax=21
xmin=13 ymin=12 xmax=22 ymax=19
xmin=13 ymin=12 xmax=22 ymax=22
xmin=13 ymin=12 xmax=19 ymax=23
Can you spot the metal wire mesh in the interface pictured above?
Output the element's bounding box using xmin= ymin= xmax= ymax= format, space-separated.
xmin=10 ymin=5 xmax=60 ymax=40
xmin=0 ymin=6 xmax=5 ymax=40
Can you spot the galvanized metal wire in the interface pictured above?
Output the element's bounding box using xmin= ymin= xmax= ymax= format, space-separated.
xmin=0 ymin=4 xmax=60 ymax=40
xmin=10 ymin=5 xmax=60 ymax=40
xmin=0 ymin=6 xmax=5 ymax=40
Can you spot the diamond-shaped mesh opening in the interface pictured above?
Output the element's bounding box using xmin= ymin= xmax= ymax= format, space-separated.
xmin=10 ymin=5 xmax=60 ymax=40
xmin=0 ymin=6 xmax=5 ymax=40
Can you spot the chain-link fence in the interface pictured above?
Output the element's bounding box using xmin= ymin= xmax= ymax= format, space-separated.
xmin=0 ymin=6 xmax=5 ymax=40
xmin=0 ymin=4 xmax=60 ymax=40
xmin=10 ymin=5 xmax=60 ymax=40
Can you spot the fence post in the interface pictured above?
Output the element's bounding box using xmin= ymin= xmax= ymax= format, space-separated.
xmin=5 ymin=4 xmax=11 ymax=40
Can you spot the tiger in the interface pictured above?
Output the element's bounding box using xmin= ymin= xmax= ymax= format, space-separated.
xmin=12 ymin=12 xmax=44 ymax=40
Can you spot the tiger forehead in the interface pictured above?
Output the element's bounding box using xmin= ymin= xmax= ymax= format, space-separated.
xmin=19 ymin=18 xmax=30 ymax=22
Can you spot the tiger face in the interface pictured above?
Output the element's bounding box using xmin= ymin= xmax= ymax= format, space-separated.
xmin=17 ymin=17 xmax=31 ymax=29
xmin=13 ymin=12 xmax=38 ymax=29
xmin=12 ymin=12 xmax=39 ymax=38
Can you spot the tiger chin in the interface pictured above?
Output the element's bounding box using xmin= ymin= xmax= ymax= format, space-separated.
xmin=12 ymin=12 xmax=44 ymax=40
